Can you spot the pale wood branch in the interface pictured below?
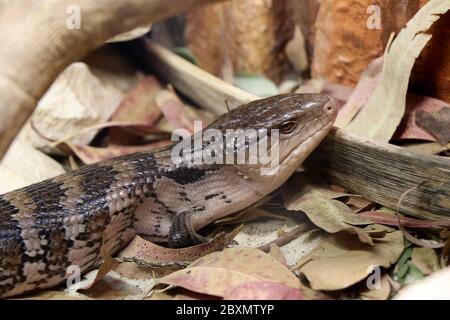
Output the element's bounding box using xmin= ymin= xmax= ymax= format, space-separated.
xmin=0 ymin=0 xmax=224 ymax=159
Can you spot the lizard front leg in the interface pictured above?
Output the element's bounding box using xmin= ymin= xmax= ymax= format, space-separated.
xmin=168 ymin=211 xmax=207 ymax=248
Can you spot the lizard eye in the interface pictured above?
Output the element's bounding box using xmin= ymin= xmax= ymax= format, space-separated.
xmin=279 ymin=120 xmax=298 ymax=134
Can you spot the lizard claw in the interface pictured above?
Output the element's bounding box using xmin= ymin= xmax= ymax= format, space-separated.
xmin=168 ymin=212 xmax=207 ymax=248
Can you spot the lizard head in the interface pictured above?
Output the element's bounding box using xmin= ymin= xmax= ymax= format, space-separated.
xmin=207 ymin=93 xmax=339 ymax=179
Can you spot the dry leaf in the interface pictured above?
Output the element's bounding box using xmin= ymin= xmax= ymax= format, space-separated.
xmin=335 ymin=57 xmax=383 ymax=128
xmin=158 ymin=247 xmax=301 ymax=299
xmin=118 ymin=226 xmax=241 ymax=268
xmin=225 ymin=281 xmax=304 ymax=300
xmin=297 ymin=230 xmax=404 ymax=291
xmin=19 ymin=63 xmax=123 ymax=153
xmin=411 ymin=247 xmax=440 ymax=275
xmin=346 ymin=1 xmax=450 ymax=141
xmin=416 ymin=107 xmax=450 ymax=145
xmin=393 ymin=94 xmax=448 ymax=141
xmin=285 ymin=25 xmax=308 ymax=73
xmin=0 ymin=141 xmax=65 ymax=193
xmin=155 ymin=89 xmax=202 ymax=133
xmin=108 ymin=76 xmax=164 ymax=144
xmin=283 ymin=174 xmax=373 ymax=244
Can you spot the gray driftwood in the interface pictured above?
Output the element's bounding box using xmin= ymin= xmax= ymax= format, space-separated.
xmin=136 ymin=40 xmax=450 ymax=220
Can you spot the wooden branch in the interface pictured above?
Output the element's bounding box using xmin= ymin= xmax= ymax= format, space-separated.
xmin=0 ymin=0 xmax=224 ymax=160
xmin=136 ymin=41 xmax=450 ymax=220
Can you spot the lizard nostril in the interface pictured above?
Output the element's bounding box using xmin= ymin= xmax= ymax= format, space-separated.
xmin=324 ymin=98 xmax=339 ymax=119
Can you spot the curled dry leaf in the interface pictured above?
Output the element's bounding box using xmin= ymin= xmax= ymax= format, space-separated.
xmin=297 ymin=230 xmax=404 ymax=291
xmin=158 ymin=247 xmax=301 ymax=299
xmin=118 ymin=226 xmax=242 ymax=268
xmin=346 ymin=0 xmax=450 ymax=142
xmin=18 ymin=63 xmax=123 ymax=153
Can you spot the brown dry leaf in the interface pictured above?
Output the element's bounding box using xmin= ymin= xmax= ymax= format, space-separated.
xmin=285 ymin=25 xmax=308 ymax=73
xmin=411 ymin=247 xmax=440 ymax=275
xmin=346 ymin=1 xmax=450 ymax=141
xmin=283 ymin=174 xmax=373 ymax=244
xmin=335 ymin=57 xmax=383 ymax=128
xmin=109 ymin=76 xmax=163 ymax=125
xmin=297 ymin=230 xmax=404 ymax=291
xmin=158 ymin=247 xmax=301 ymax=299
xmin=155 ymin=89 xmax=202 ymax=133
xmin=64 ymin=141 xmax=172 ymax=164
xmin=360 ymin=274 xmax=391 ymax=300
xmin=19 ymin=63 xmax=123 ymax=153
xmin=109 ymin=76 xmax=164 ymax=144
xmin=0 ymin=141 xmax=65 ymax=193
xmin=416 ymin=107 xmax=450 ymax=145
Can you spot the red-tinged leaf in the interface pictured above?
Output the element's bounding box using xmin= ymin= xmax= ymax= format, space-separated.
xmin=155 ymin=89 xmax=204 ymax=134
xmin=158 ymin=247 xmax=300 ymax=299
xmin=64 ymin=141 xmax=172 ymax=164
xmin=109 ymin=76 xmax=164 ymax=144
xmin=416 ymin=107 xmax=450 ymax=145
xmin=359 ymin=211 xmax=450 ymax=229
xmin=335 ymin=57 xmax=383 ymax=128
xmin=110 ymin=76 xmax=163 ymax=125
xmin=393 ymin=94 xmax=449 ymax=141
xmin=224 ymin=281 xmax=305 ymax=300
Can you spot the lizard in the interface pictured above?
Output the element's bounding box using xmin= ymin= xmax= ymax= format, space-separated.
xmin=0 ymin=93 xmax=338 ymax=298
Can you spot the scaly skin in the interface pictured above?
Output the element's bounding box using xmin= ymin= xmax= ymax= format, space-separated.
xmin=0 ymin=94 xmax=338 ymax=298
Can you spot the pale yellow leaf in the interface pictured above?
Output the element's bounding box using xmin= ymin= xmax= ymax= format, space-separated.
xmin=346 ymin=0 xmax=450 ymax=141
